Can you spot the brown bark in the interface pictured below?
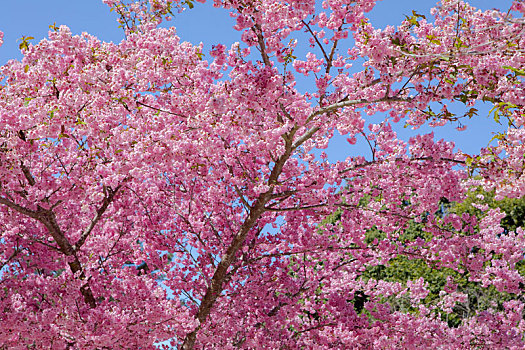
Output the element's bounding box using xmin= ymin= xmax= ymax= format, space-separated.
xmin=180 ymin=132 xmax=295 ymax=349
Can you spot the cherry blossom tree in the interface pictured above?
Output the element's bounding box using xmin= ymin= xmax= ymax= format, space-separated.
xmin=0 ymin=0 xmax=524 ymax=348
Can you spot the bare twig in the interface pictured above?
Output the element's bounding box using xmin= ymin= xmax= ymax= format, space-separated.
xmin=339 ymin=156 xmax=466 ymax=174
xmin=136 ymin=101 xmax=187 ymax=118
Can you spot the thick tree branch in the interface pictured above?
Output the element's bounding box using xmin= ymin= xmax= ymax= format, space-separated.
xmin=181 ymin=129 xmax=296 ymax=349
xmin=20 ymin=161 xmax=36 ymax=186
xmin=0 ymin=196 xmax=39 ymax=219
xmin=0 ymin=196 xmax=97 ymax=308
xmin=74 ymin=182 xmax=125 ymax=251
xmin=293 ymin=96 xmax=413 ymax=150
xmin=180 ymin=192 xmax=273 ymax=348
xmin=253 ymin=24 xmax=271 ymax=67
xmin=34 ymin=206 xmax=97 ymax=307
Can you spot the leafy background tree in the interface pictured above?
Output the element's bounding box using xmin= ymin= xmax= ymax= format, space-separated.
xmin=358 ymin=190 xmax=525 ymax=328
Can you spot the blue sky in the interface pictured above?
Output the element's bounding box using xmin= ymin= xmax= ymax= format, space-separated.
xmin=0 ymin=0 xmax=512 ymax=162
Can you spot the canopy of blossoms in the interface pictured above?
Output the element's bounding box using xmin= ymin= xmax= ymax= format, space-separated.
xmin=0 ymin=0 xmax=524 ymax=348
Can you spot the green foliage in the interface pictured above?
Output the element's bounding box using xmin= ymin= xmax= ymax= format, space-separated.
xmin=359 ymin=189 xmax=525 ymax=327
xmin=17 ymin=36 xmax=34 ymax=51
xmin=363 ymin=254 xmax=517 ymax=327
xmin=451 ymin=187 xmax=525 ymax=233
xmin=503 ymin=65 xmax=525 ymax=77
xmin=404 ymin=10 xmax=426 ymax=28
xmin=319 ymin=187 xmax=525 ymax=327
xmin=183 ymin=0 xmax=194 ymax=9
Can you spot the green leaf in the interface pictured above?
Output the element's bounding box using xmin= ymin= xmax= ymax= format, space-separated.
xmin=489 ymin=133 xmax=505 ymax=144
xmin=426 ymin=35 xmax=441 ymax=45
xmin=494 ymin=109 xmax=500 ymax=123
xmin=465 ymin=108 xmax=478 ymax=118
xmin=488 ymin=104 xmax=502 ymax=124
xmin=503 ymin=65 xmax=525 ymax=76
xmin=404 ymin=10 xmax=426 ymax=27
xmin=391 ymin=37 xmax=401 ymax=46
xmin=363 ymin=32 xmax=370 ymax=45
xmin=49 ymin=22 xmax=59 ymax=32
xmin=17 ymin=36 xmax=34 ymax=51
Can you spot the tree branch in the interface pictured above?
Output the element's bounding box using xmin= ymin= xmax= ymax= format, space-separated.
xmin=181 ymin=128 xmax=297 ymax=349
xmin=310 ymin=96 xmax=413 ymax=120
xmin=136 ymin=101 xmax=187 ymax=118
xmin=20 ymin=161 xmax=36 ymax=186
xmin=253 ymin=24 xmax=271 ymax=67
xmin=0 ymin=196 xmax=39 ymax=219
xmin=302 ymin=20 xmax=330 ymax=62
xmin=0 ymin=196 xmax=97 ymax=308
xmin=339 ymin=156 xmax=466 ymax=174
xmin=264 ymin=203 xmax=327 ymax=212
xmin=292 ymin=96 xmax=413 ymax=150
xmin=74 ymin=182 xmax=125 ymax=251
